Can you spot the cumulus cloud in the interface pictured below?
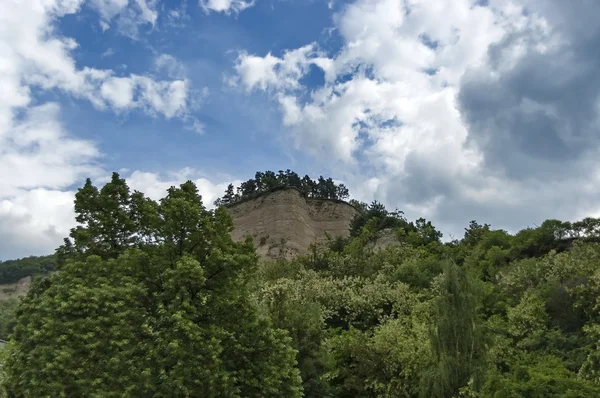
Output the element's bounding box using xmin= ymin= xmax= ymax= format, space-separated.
xmin=2 ymin=0 xmax=190 ymax=119
xmin=233 ymin=0 xmax=600 ymax=237
xmin=0 ymin=104 xmax=102 ymax=197
xmin=233 ymin=44 xmax=335 ymax=92
xmin=0 ymin=104 xmax=97 ymax=260
xmin=127 ymin=170 xmax=240 ymax=205
xmin=234 ymin=0 xmax=500 ymax=166
xmin=154 ymin=53 xmax=187 ymax=79
xmin=0 ymin=0 xmax=194 ymax=259
xmin=0 ymin=189 xmax=80 ymax=260
xmin=199 ymin=0 xmax=255 ymax=14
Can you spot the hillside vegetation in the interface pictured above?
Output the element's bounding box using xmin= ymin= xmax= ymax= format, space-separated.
xmin=2 ymin=171 xmax=600 ymax=397
xmin=214 ymin=170 xmax=350 ymax=207
xmin=0 ymin=255 xmax=55 ymax=285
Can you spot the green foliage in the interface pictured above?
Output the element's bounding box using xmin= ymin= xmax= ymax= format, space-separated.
xmin=482 ymin=355 xmax=600 ymax=397
xmin=256 ymin=203 xmax=600 ymax=397
xmin=0 ymin=254 xmax=55 ymax=284
xmin=3 ymin=176 xmax=302 ymax=397
xmin=348 ymin=201 xmax=443 ymax=248
xmin=349 ymin=200 xmax=408 ymax=237
xmin=214 ymin=170 xmax=350 ymax=206
xmin=0 ymin=299 xmax=18 ymax=339
xmin=420 ymin=261 xmax=486 ymax=397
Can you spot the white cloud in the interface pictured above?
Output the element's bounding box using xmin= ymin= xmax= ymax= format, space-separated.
xmin=102 ymin=48 xmax=115 ymax=57
xmin=154 ymin=53 xmax=187 ymax=78
xmin=100 ymin=76 xmax=135 ymax=108
xmin=199 ymin=0 xmax=255 ymax=14
xmin=187 ymin=120 xmax=206 ymax=134
xmin=89 ymin=0 xmax=157 ymax=33
xmin=234 ymin=0 xmax=600 ymax=236
xmin=0 ymin=103 xmax=102 ymax=197
xmin=134 ymin=0 xmax=158 ymax=25
xmin=2 ymin=0 xmax=190 ymax=118
xmin=90 ymin=0 xmax=129 ymax=22
xmin=233 ymin=44 xmax=335 ymax=92
xmin=134 ymin=77 xmax=189 ymax=118
xmin=0 ymin=101 xmax=102 ymax=260
xmin=235 ymin=0 xmax=497 ymax=167
xmin=128 ymin=170 xmax=240 ymax=206
xmin=97 ymin=75 xmax=190 ymax=118
xmin=0 ymin=0 xmax=195 ymax=259
xmin=0 ymin=189 xmax=80 ymax=259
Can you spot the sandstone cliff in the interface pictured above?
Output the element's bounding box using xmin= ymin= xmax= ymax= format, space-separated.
xmin=226 ymin=188 xmax=359 ymax=261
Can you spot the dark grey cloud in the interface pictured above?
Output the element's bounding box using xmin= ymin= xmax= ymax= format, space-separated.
xmin=384 ymin=151 xmax=456 ymax=205
xmin=458 ymin=0 xmax=600 ymax=180
xmin=0 ymin=213 xmax=63 ymax=261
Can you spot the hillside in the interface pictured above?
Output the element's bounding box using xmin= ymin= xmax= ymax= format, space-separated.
xmin=0 ymin=255 xmax=56 ymax=301
xmin=226 ymin=188 xmax=359 ymax=260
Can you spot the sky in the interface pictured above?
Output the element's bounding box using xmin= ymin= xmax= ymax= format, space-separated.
xmin=2 ymin=0 xmax=600 ymax=260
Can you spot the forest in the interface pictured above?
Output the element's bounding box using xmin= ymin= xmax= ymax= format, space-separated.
xmin=0 ymin=255 xmax=55 ymax=285
xmin=2 ymin=171 xmax=600 ymax=397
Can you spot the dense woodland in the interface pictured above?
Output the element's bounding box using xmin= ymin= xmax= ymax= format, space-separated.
xmin=0 ymin=255 xmax=55 ymax=285
xmin=214 ymin=170 xmax=350 ymax=206
xmin=2 ymin=171 xmax=600 ymax=396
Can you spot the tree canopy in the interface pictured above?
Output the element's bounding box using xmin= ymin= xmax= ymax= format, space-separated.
xmin=214 ymin=170 xmax=350 ymax=206
xmin=255 ymin=203 xmax=600 ymax=397
xmin=2 ymin=173 xmax=302 ymax=397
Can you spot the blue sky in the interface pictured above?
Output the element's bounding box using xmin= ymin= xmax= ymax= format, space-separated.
xmin=2 ymin=0 xmax=600 ymax=259
xmin=56 ymin=0 xmax=337 ymax=176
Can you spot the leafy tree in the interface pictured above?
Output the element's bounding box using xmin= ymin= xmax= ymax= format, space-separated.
xmin=349 ymin=200 xmax=412 ymax=238
xmin=59 ymin=173 xmax=138 ymax=262
xmin=223 ymin=183 xmax=235 ymax=204
xmin=420 ymin=261 xmax=486 ymax=397
xmin=214 ymin=170 xmax=352 ymax=205
xmin=285 ymin=170 xmax=302 ymax=189
xmin=301 ymin=175 xmax=316 ymax=197
xmin=409 ymin=218 xmax=443 ymax=246
xmin=240 ymin=179 xmax=257 ymax=197
xmin=0 ymin=299 xmax=18 ymax=339
xmin=463 ymin=220 xmax=491 ymax=247
xmin=336 ymin=184 xmax=350 ymax=200
xmin=3 ymin=177 xmax=302 ymax=397
xmin=482 ymin=355 xmax=600 ymax=397
xmin=262 ymin=170 xmax=279 ymax=190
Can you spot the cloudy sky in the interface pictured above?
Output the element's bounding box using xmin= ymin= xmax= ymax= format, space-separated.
xmin=2 ymin=0 xmax=599 ymax=260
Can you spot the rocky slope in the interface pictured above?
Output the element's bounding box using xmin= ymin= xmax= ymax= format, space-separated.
xmin=226 ymin=188 xmax=359 ymax=261
xmin=0 ymin=276 xmax=32 ymax=301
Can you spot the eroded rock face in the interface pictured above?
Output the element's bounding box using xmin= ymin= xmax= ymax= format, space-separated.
xmin=226 ymin=188 xmax=359 ymax=261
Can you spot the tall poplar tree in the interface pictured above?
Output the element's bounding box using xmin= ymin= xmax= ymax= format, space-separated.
xmin=420 ymin=261 xmax=486 ymax=398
